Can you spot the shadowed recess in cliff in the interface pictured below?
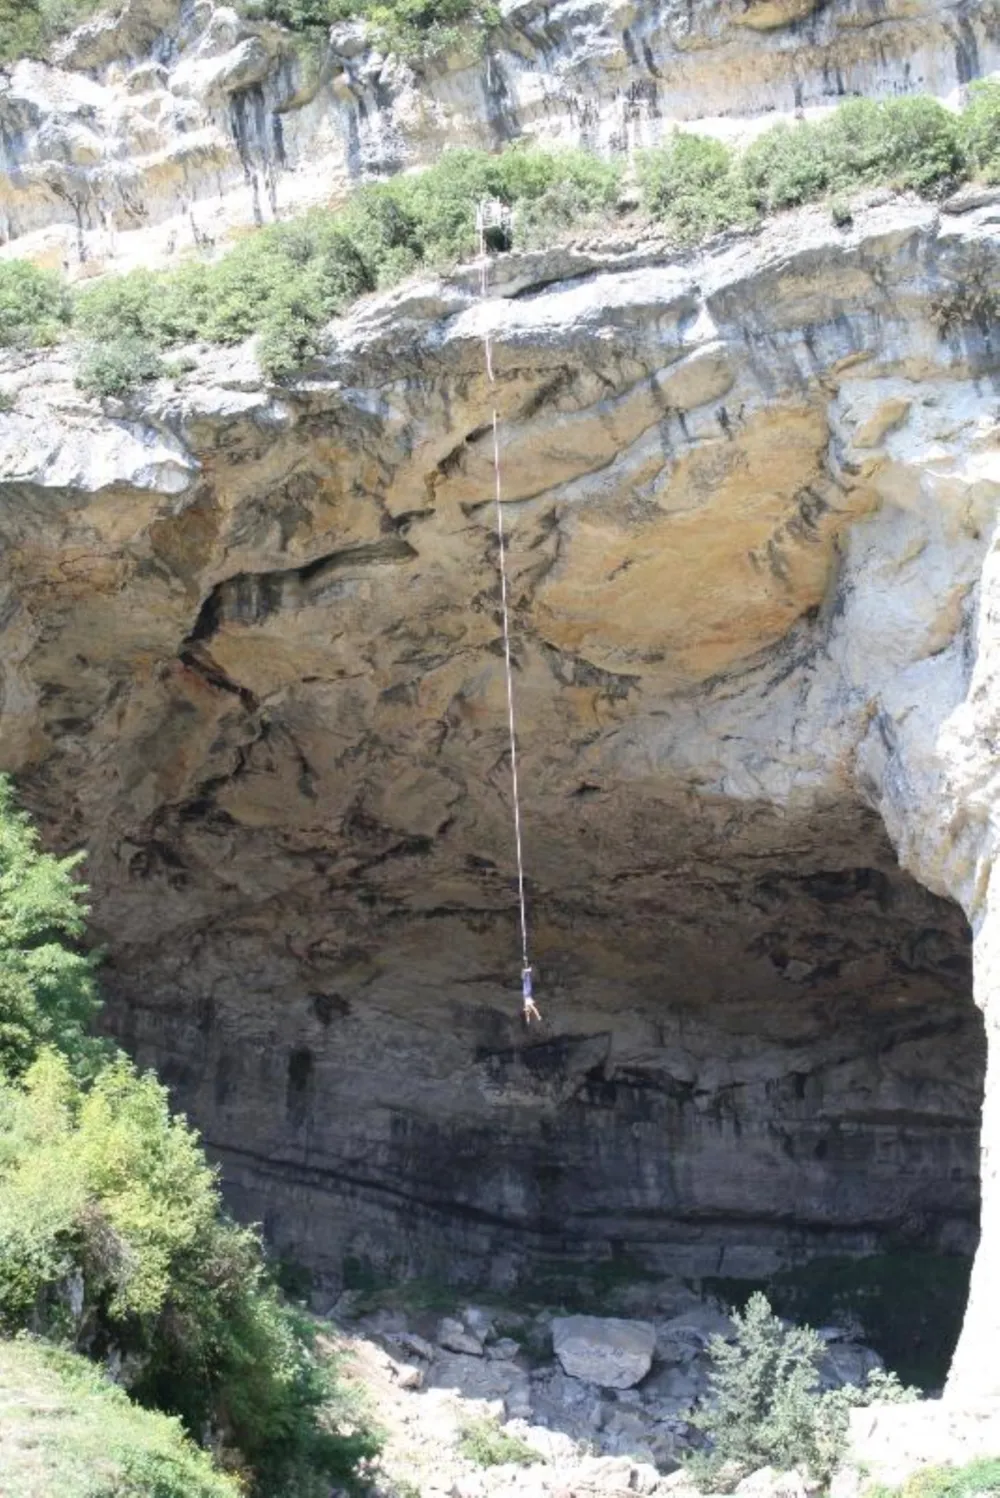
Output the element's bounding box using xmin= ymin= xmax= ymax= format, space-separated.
xmin=187 ymin=536 xmax=418 ymax=642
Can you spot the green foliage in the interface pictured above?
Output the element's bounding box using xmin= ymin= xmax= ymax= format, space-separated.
xmin=64 ymin=145 xmax=619 ymax=389
xmin=741 ymin=120 xmax=832 ymax=214
xmin=0 ymin=1047 xmax=379 ymax=1495
xmin=961 ymin=80 xmax=1000 ymax=183
xmin=0 ymin=0 xmax=108 ymax=64
xmin=688 ymin=1294 xmax=920 ymax=1489
xmin=0 ymin=1335 xmax=240 ymax=1498
xmin=0 ymin=261 xmax=70 ymax=348
xmin=646 ymin=97 xmax=963 ymax=241
xmin=458 ymin=1416 xmax=538 ymax=1468
xmin=75 ymin=335 xmax=165 ymax=399
xmin=0 ymin=777 xmax=102 ymax=1084
xmin=873 ymin=96 xmax=964 ymax=193
xmin=689 ymin=1292 xmax=826 ymax=1484
xmin=242 ymin=0 xmax=497 ymax=59
xmin=830 ymin=195 xmax=853 ymax=228
xmin=637 ymin=131 xmax=754 ymax=242
xmin=887 ymin=1459 xmax=1000 ymax=1498
xmin=707 ymin=1251 xmax=971 ymax=1390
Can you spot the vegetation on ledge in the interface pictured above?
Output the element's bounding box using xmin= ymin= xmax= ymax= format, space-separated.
xmin=0 ymin=85 xmax=999 ymax=396
xmin=240 ymin=0 xmax=500 ymax=59
xmin=0 ymin=0 xmax=106 ymax=64
xmin=0 ymin=0 xmax=498 ymax=66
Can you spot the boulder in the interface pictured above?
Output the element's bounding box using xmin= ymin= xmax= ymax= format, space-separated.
xmin=427 ymin=1351 xmax=531 ymax=1417
xmin=818 ymin=1342 xmax=882 ymax=1390
xmin=734 ymin=1468 xmax=815 ymax=1498
xmin=654 ymin=1306 xmax=735 ymax=1364
xmin=393 ymin=1361 xmax=424 ymax=1390
xmin=392 ymin=1330 xmax=437 ymax=1362
xmin=487 ymin=1337 xmax=522 ymax=1362
xmin=552 ymin=1315 xmax=656 ymax=1389
xmin=847 ymin=1400 xmax=1000 ymax=1486
xmin=437 ymin=1316 xmax=484 ymax=1357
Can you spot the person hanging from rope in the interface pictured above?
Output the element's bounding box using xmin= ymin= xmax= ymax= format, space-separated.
xmin=522 ymin=966 xmax=541 ymax=1025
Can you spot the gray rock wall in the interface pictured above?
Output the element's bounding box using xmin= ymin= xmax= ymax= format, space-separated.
xmin=0 ymin=199 xmax=995 ymax=1311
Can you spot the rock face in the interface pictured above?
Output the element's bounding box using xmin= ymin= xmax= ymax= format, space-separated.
xmin=5 ymin=0 xmax=1000 ymax=1409
xmin=552 ymin=1316 xmax=656 ymax=1388
xmin=3 ymin=0 xmax=1000 ymax=277
xmin=0 ymin=195 xmax=992 ymax=1306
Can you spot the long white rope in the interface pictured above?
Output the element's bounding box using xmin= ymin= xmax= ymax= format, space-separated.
xmin=477 ymin=203 xmax=540 ymax=1025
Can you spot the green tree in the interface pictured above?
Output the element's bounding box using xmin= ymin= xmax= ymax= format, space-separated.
xmin=962 ymin=80 xmax=1000 ymax=183
xmin=691 ymin=1293 xmax=825 ymax=1481
xmin=0 ymin=777 xmax=102 ymax=1082
xmin=0 ymin=1049 xmax=380 ymax=1494
xmin=637 ymin=132 xmax=754 ymax=242
xmin=688 ymin=1294 xmax=919 ymax=1489
xmin=0 ymin=261 xmax=70 ymax=349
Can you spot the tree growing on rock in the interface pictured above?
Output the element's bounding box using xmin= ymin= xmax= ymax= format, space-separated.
xmin=689 ymin=1292 xmax=917 ymax=1489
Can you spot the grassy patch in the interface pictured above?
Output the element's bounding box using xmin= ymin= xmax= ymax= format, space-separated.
xmin=0 ymin=262 xmax=70 ymax=349
xmin=876 ymin=1458 xmax=1000 ymax=1498
xmin=961 ymin=80 xmax=1000 ymax=183
xmin=0 ymin=1335 xmax=240 ymax=1498
xmin=458 ymin=1416 xmax=538 ymax=1468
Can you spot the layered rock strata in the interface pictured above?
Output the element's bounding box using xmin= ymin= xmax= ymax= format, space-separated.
xmin=2 ymin=0 xmax=999 ymax=276
xmin=0 ymin=197 xmax=995 ymax=1345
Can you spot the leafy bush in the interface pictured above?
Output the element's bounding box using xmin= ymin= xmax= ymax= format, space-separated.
xmin=65 ymin=145 xmax=620 ymax=389
xmin=638 ymin=131 xmax=754 ymax=242
xmin=75 ymin=335 xmax=165 ymax=399
xmin=0 ymin=776 xmax=379 ymax=1497
xmin=458 ymin=1416 xmax=538 ymax=1467
xmin=242 ymin=0 xmax=497 ymax=59
xmin=0 ymin=1047 xmax=380 ymax=1494
xmin=0 ymin=260 xmax=70 ymax=348
xmin=688 ymin=1293 xmax=919 ymax=1489
xmin=961 ymin=79 xmax=1000 ymax=183
xmin=0 ymin=0 xmax=107 ymax=64
xmin=742 ymin=121 xmax=833 ymax=213
xmin=0 ymin=1335 xmax=241 ymax=1498
xmin=0 ymin=777 xmax=102 ymax=1083
xmin=865 ymin=96 xmax=964 ymax=193
xmin=885 ymin=1459 xmax=1000 ymax=1498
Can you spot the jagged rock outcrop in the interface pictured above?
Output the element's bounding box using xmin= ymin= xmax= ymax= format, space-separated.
xmin=2 ymin=0 xmax=999 ymax=276
xmin=0 ymin=192 xmax=996 ymax=1333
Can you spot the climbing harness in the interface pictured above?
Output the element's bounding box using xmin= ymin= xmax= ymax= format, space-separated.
xmin=476 ymin=198 xmax=540 ymax=1027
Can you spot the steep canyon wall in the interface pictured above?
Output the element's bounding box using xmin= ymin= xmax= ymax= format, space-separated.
xmin=1 ymin=0 xmax=1000 ymax=1395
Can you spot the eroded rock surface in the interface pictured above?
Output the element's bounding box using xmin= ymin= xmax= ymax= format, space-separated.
xmin=3 ymin=0 xmax=1000 ymax=276
xmin=0 ymin=194 xmax=995 ymax=1312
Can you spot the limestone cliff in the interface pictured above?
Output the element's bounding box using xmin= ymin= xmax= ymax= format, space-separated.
xmin=2 ymin=0 xmax=1000 ymax=1406
xmin=4 ymin=0 xmax=999 ymax=275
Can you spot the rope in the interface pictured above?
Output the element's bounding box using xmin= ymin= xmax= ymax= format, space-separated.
xmin=477 ymin=202 xmax=540 ymax=1026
